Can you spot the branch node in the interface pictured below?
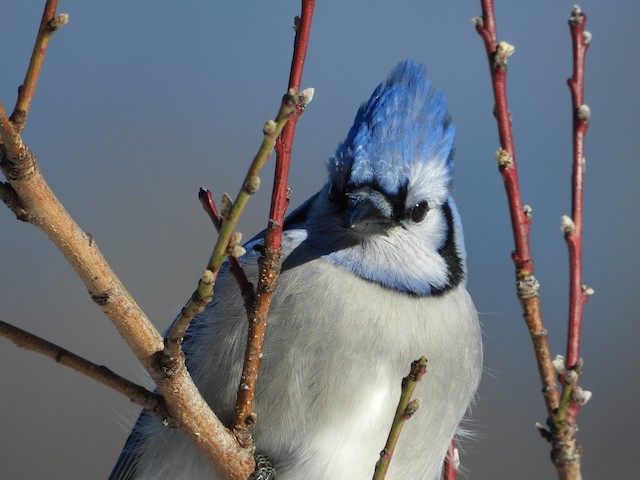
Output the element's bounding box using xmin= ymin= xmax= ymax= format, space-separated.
xmin=569 ymin=5 xmax=584 ymax=26
xmin=47 ymin=13 xmax=69 ymax=32
xmin=561 ymin=215 xmax=576 ymax=235
xmin=516 ymin=274 xmax=540 ymax=298
xmin=262 ymin=120 xmax=277 ymax=136
xmin=571 ymin=386 xmax=592 ymax=405
xmin=552 ymin=355 xmax=566 ymax=375
xmin=536 ymin=422 xmax=553 ymax=442
xmin=576 ymin=104 xmax=591 ymax=121
xmin=564 ymin=369 xmax=579 ymax=385
xmin=90 ymin=291 xmax=111 ymax=306
xmin=244 ymin=175 xmax=261 ymax=194
xmin=494 ymin=41 xmax=515 ymax=69
xmin=470 ymin=16 xmax=484 ymax=27
xmin=495 ymin=148 xmax=513 ymax=167
xmin=582 ymin=285 xmax=594 ymax=296
xmin=220 ymin=193 xmax=233 ymax=217
xmin=296 ymin=87 xmax=315 ymax=110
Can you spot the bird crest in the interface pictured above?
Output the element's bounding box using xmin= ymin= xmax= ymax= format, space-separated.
xmin=330 ymin=60 xmax=455 ymax=202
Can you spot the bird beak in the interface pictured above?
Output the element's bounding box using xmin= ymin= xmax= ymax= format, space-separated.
xmin=346 ymin=188 xmax=394 ymax=233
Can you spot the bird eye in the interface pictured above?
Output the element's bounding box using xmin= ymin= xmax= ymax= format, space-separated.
xmin=408 ymin=201 xmax=429 ymax=222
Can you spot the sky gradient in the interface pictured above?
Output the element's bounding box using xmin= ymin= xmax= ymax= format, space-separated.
xmin=1 ymin=1 xmax=638 ymax=478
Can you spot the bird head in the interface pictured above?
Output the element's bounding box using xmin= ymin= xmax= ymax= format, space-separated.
xmin=296 ymin=61 xmax=467 ymax=296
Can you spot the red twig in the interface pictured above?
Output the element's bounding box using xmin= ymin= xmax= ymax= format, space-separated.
xmin=11 ymin=0 xmax=66 ymax=133
xmin=442 ymin=439 xmax=458 ymax=480
xmin=232 ymin=0 xmax=316 ymax=445
xmin=269 ymin=0 xmax=316 ymax=246
xmin=476 ymin=1 xmax=532 ymax=275
xmin=475 ymin=0 xmax=559 ymax=418
xmin=565 ymin=8 xmax=590 ymax=372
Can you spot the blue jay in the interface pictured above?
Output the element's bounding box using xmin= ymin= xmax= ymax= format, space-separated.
xmin=110 ymin=60 xmax=482 ymax=480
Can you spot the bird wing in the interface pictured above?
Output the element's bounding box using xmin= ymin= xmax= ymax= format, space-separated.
xmin=108 ymin=194 xmax=318 ymax=479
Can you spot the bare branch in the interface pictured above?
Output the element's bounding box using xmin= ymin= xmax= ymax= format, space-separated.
xmin=161 ymin=92 xmax=298 ymax=369
xmin=373 ymin=357 xmax=428 ymax=480
xmin=0 ymin=319 xmax=168 ymax=419
xmin=11 ymin=0 xmax=68 ymax=133
xmin=232 ymin=0 xmax=316 ymax=445
xmin=565 ymin=5 xmax=591 ymax=372
xmin=474 ymin=0 xmax=559 ymax=419
xmin=199 ymin=187 xmax=255 ymax=308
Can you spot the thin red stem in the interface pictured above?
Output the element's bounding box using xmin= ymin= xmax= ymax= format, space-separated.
xmin=442 ymin=439 xmax=458 ymax=480
xmin=475 ymin=0 xmax=558 ymax=418
xmin=565 ymin=12 xmax=590 ymax=371
xmin=232 ymin=0 xmax=315 ymax=444
xmin=477 ymin=1 xmax=533 ymax=275
xmin=268 ymin=0 xmax=315 ymax=249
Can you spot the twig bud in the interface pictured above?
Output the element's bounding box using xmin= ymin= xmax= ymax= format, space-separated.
xmin=494 ymin=41 xmax=515 ymax=69
xmin=583 ymin=31 xmax=592 ymax=44
xmin=201 ymin=269 xmax=214 ymax=285
xmin=228 ymin=232 xmax=246 ymax=258
xmin=220 ymin=193 xmax=233 ymax=217
xmin=536 ymin=422 xmax=553 ymax=442
xmin=48 ymin=13 xmax=69 ymax=32
xmin=570 ymin=5 xmax=583 ymax=26
xmin=552 ymin=355 xmax=566 ymax=375
xmin=517 ymin=275 xmax=539 ymax=299
xmin=263 ymin=119 xmax=277 ymax=136
xmin=565 ymin=369 xmax=579 ymax=385
xmin=495 ymin=148 xmax=513 ymax=167
xmin=561 ymin=215 xmax=576 ymax=235
xmin=471 ymin=16 xmax=484 ymax=28
xmin=404 ymin=399 xmax=421 ymax=418
xmin=577 ymin=104 xmax=591 ymax=121
xmin=293 ymin=15 xmax=301 ymax=31
xmin=572 ymin=386 xmax=592 ymax=405
xmin=523 ymin=205 xmax=533 ymax=221
xmin=297 ymin=87 xmax=315 ymax=110
xmin=244 ymin=175 xmax=261 ymax=194
xmin=582 ymin=285 xmax=595 ymax=296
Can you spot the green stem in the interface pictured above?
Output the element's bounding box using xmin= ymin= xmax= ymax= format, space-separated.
xmin=207 ymin=92 xmax=297 ymax=275
xmin=373 ymin=356 xmax=427 ymax=480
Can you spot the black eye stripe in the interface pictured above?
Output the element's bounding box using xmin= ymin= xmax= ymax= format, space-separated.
xmin=433 ymin=200 xmax=464 ymax=294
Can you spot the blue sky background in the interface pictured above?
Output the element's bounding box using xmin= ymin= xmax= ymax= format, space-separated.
xmin=1 ymin=1 xmax=638 ymax=478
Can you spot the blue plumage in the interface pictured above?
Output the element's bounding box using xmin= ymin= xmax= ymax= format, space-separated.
xmin=330 ymin=61 xmax=455 ymax=197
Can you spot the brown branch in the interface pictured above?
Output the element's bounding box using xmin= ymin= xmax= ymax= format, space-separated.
xmin=232 ymin=0 xmax=316 ymax=446
xmin=0 ymin=111 xmax=253 ymax=478
xmin=373 ymin=357 xmax=427 ymax=480
xmin=0 ymin=319 xmax=168 ymax=419
xmin=11 ymin=0 xmax=68 ymax=133
xmin=474 ymin=0 xmax=559 ymax=419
